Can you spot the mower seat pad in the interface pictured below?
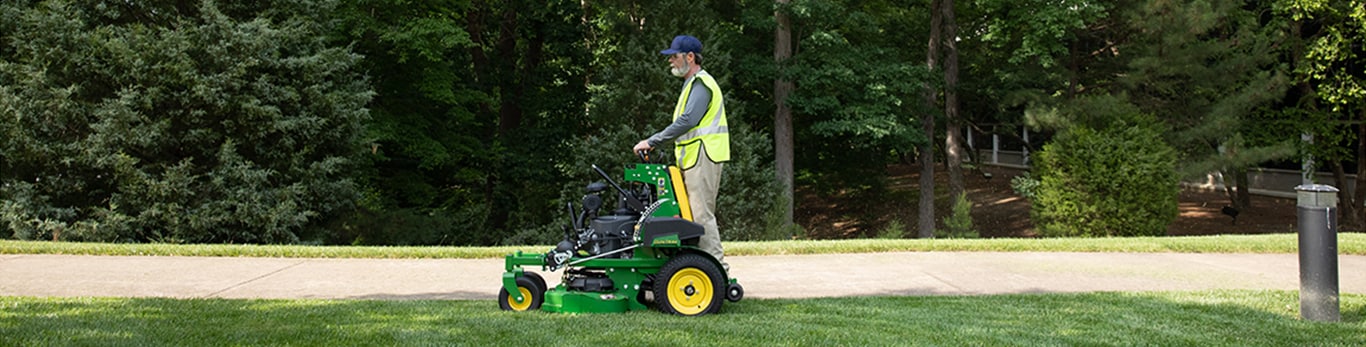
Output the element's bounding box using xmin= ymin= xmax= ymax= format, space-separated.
xmin=639 ymin=217 xmax=704 ymax=246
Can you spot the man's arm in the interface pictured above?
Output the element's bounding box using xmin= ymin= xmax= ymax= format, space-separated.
xmin=645 ymin=79 xmax=712 ymax=147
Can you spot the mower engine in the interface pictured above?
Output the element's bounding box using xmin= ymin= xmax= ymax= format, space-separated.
xmin=546 ymin=167 xmax=664 ymax=269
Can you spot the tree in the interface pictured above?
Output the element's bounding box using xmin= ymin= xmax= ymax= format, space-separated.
xmin=940 ymin=0 xmax=965 ymax=201
xmin=967 ymin=0 xmax=1293 ymax=214
xmin=326 ymin=0 xmax=491 ymax=245
xmin=1276 ymin=0 xmax=1366 ymax=228
xmin=774 ymin=0 xmax=796 ymax=234
xmin=0 ymin=0 xmax=371 ymax=243
xmin=920 ymin=0 xmax=943 ymax=238
xmin=956 ymin=0 xmax=1114 ymax=137
xmin=1120 ymin=0 xmax=1294 ymax=211
xmin=326 ymin=0 xmax=592 ymax=246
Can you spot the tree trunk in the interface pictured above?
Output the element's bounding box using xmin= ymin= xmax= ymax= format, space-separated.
xmin=919 ymin=0 xmax=944 ymax=238
xmin=466 ymin=2 xmax=492 ymax=114
xmin=1221 ymin=168 xmax=1251 ymax=210
xmin=1235 ymin=168 xmax=1251 ymax=209
xmin=495 ymin=6 xmax=522 ymax=135
xmin=1355 ymin=117 xmax=1366 ymax=231
xmin=941 ymin=0 xmax=964 ymax=200
xmin=488 ymin=3 xmax=529 ymax=231
xmin=1335 ymin=161 xmax=1362 ymax=230
xmin=774 ymin=0 xmax=796 ymax=235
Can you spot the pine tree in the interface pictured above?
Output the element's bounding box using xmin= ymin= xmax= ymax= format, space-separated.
xmin=0 ymin=1 xmax=371 ymax=243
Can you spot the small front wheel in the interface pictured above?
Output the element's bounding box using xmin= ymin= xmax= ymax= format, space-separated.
xmin=726 ymin=282 xmax=744 ymax=302
xmin=498 ymin=276 xmax=544 ymax=312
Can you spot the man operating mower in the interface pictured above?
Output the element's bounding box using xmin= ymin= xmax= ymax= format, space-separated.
xmin=633 ymin=34 xmax=731 ymax=271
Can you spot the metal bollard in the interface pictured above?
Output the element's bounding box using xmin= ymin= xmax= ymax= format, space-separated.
xmin=1294 ymin=184 xmax=1340 ymax=322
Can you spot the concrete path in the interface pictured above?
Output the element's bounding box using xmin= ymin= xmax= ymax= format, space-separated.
xmin=1 ymin=252 xmax=1363 ymax=300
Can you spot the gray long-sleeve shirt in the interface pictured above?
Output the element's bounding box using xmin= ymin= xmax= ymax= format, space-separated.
xmin=647 ymin=74 xmax=712 ymax=148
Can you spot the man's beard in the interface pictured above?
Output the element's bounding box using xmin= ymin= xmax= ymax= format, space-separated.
xmin=670 ymin=61 xmax=689 ymax=77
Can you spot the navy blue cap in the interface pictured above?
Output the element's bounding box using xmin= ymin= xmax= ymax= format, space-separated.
xmin=660 ymin=35 xmax=702 ymax=55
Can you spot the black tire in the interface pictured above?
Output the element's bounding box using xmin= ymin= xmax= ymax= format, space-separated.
xmin=653 ymin=253 xmax=725 ymax=316
xmin=726 ymin=282 xmax=744 ymax=302
xmin=498 ymin=276 xmax=544 ymax=312
xmin=522 ymin=271 xmax=548 ymax=293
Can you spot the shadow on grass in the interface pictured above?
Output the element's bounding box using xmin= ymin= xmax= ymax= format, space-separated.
xmin=1342 ymin=302 xmax=1366 ymax=324
xmin=1 ymin=291 xmax=1361 ymax=346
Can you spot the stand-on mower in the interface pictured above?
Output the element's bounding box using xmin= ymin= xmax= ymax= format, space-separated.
xmin=498 ymin=152 xmax=743 ymax=316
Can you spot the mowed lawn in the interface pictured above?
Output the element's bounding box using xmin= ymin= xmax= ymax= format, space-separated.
xmin=4 ymin=233 xmax=1365 ymax=258
xmin=2 ymin=291 xmax=1363 ymax=346
xmin=3 ymin=234 xmax=1365 ymax=345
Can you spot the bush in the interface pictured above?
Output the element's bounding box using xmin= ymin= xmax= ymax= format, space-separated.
xmin=877 ymin=219 xmax=908 ymax=239
xmin=940 ymin=192 xmax=978 ymax=238
xmin=1010 ymin=172 xmax=1040 ymax=200
xmin=0 ymin=1 xmax=369 ymax=243
xmin=1032 ymin=117 xmax=1178 ymax=237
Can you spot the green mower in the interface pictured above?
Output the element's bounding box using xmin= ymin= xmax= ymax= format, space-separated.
xmin=498 ymin=152 xmax=742 ymax=316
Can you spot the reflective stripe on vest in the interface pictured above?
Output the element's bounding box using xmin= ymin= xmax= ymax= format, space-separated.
xmin=672 ymin=71 xmax=730 ymax=169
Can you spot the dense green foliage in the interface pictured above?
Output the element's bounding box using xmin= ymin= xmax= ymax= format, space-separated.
xmin=940 ymin=192 xmax=977 ymax=238
xmin=1033 ymin=115 xmax=1178 ymax=237
xmin=3 ymin=0 xmax=1365 ymax=244
xmin=0 ymin=0 xmax=369 ymax=243
xmin=3 ymin=291 xmax=1364 ymax=346
xmin=14 ymin=232 xmax=1365 ymax=257
xmin=323 ymin=0 xmax=594 ymax=246
xmin=780 ymin=1 xmax=932 ymax=188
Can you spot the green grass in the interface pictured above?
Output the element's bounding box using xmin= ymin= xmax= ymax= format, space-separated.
xmin=2 ymin=291 xmax=1361 ymax=346
xmin=4 ymin=236 xmax=1363 ymax=345
xmin=3 ymin=233 xmax=1365 ymax=258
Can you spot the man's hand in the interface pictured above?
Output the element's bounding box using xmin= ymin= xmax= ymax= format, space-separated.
xmin=633 ymin=140 xmax=653 ymax=152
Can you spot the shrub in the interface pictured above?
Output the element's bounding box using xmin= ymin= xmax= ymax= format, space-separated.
xmin=1032 ymin=118 xmax=1178 ymax=237
xmin=877 ymin=219 xmax=907 ymax=239
xmin=940 ymin=192 xmax=979 ymax=238
xmin=1010 ymin=172 xmax=1040 ymax=200
xmin=0 ymin=2 xmax=369 ymax=243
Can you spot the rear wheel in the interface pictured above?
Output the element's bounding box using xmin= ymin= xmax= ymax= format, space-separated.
xmin=498 ymin=276 xmax=544 ymax=312
xmin=654 ymin=253 xmax=724 ymax=316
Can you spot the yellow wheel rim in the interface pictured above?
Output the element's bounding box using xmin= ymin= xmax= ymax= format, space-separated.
xmin=666 ymin=268 xmax=714 ymax=315
xmin=506 ymin=287 xmax=533 ymax=311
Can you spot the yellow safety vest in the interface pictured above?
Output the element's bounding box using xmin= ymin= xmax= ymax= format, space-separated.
xmin=672 ymin=71 xmax=730 ymax=169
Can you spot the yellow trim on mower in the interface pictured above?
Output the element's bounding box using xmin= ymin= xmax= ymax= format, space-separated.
xmin=669 ymin=166 xmax=693 ymax=221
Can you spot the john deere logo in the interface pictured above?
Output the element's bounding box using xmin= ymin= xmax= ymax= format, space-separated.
xmin=654 ymin=239 xmax=679 ymax=246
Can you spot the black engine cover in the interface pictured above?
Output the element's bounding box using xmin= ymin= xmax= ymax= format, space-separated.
xmin=583 ymin=215 xmax=635 ymax=256
xmin=589 ymin=215 xmax=635 ymax=237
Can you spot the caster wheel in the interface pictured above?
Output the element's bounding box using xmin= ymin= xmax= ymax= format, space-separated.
xmin=522 ymin=271 xmax=547 ymax=293
xmin=498 ymin=276 xmax=544 ymax=312
xmin=726 ymin=282 xmax=744 ymax=302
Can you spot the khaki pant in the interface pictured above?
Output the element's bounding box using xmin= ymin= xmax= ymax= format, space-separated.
xmin=683 ymin=155 xmax=725 ymax=270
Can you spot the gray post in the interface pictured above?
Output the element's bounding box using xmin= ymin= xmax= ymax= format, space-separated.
xmin=1294 ymin=184 xmax=1339 ymax=322
xmin=1302 ymin=133 xmax=1314 ymax=186
xmin=991 ymin=133 xmax=999 ymax=164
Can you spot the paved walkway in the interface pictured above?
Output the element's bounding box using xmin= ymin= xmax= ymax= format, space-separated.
xmin=2 ymin=252 xmax=1364 ymax=300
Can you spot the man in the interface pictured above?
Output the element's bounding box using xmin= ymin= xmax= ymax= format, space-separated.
xmin=633 ymin=35 xmax=730 ymax=270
